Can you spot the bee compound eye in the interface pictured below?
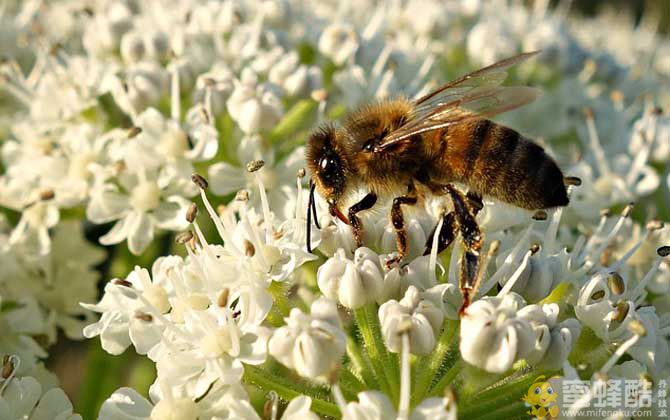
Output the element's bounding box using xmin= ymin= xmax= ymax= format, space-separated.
xmin=535 ymin=387 xmax=541 ymax=394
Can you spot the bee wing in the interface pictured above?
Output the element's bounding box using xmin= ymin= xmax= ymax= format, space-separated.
xmin=373 ymin=51 xmax=541 ymax=152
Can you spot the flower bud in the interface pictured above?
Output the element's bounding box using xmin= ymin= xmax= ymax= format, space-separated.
xmin=268 ymin=297 xmax=345 ymax=380
xmin=317 ymin=248 xmax=383 ymax=309
xmin=379 ymin=286 xmax=443 ymax=355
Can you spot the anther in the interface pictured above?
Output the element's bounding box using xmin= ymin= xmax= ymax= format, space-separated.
xmin=246 ymin=159 xmax=265 ymax=172
xmin=127 ymin=126 xmax=142 ymax=138
xmin=651 ymin=107 xmax=663 ymax=115
xmin=583 ymin=107 xmax=594 ymax=119
xmin=175 ymin=231 xmax=194 ymax=244
xmin=488 ymin=240 xmax=501 ymax=256
xmin=243 ymin=239 xmax=255 ymax=257
xmin=658 ymin=246 xmax=670 ymax=257
xmin=607 ymin=272 xmax=625 ymax=295
xmin=311 ymin=89 xmax=328 ymax=102
xmin=1 ymin=356 xmax=12 ymax=379
xmin=609 ymin=90 xmax=624 ymax=103
xmin=530 ymin=244 xmax=541 ymax=254
xmin=627 ymin=319 xmax=646 ymax=337
xmin=39 ymin=189 xmax=55 ymax=201
xmin=235 ymin=190 xmax=250 ymax=201
xmin=186 ymin=203 xmax=198 ymax=223
xmin=191 ymin=173 xmax=208 ymax=189
xmin=622 ymin=203 xmax=634 ymax=218
xmin=297 ymin=168 xmax=306 ymax=178
xmin=532 ymin=210 xmax=547 ymax=221
xmin=134 ymin=311 xmax=153 ymax=322
xmin=646 ymin=220 xmax=664 ymax=231
xmin=112 ymin=278 xmax=133 ymax=288
xmin=49 ymin=42 xmax=63 ymax=55
xmin=590 ymin=290 xmax=605 ymax=300
xmin=600 ymin=208 xmax=612 ymax=218
xmin=564 ymin=176 xmax=582 ymax=186
xmin=639 ymin=373 xmax=654 ymax=387
xmin=199 ymin=107 xmax=210 ymax=124
xmin=218 ymin=288 xmax=230 ymax=307
xmin=593 ymin=372 xmax=608 ymax=383
xmin=203 ymin=77 xmax=216 ymax=88
xmin=613 ymin=301 xmax=629 ymax=323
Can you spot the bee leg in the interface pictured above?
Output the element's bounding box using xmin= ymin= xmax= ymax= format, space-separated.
xmin=466 ymin=191 xmax=484 ymax=215
xmin=444 ymin=185 xmax=484 ymax=317
xmin=422 ymin=211 xmax=457 ymax=256
xmin=347 ymin=192 xmax=378 ymax=247
xmin=387 ymin=184 xmax=418 ymax=267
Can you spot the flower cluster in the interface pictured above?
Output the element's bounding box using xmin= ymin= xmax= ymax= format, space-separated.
xmin=0 ymin=0 xmax=669 ymax=418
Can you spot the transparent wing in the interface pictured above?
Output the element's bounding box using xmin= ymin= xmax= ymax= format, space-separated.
xmin=373 ymin=51 xmax=541 ymax=152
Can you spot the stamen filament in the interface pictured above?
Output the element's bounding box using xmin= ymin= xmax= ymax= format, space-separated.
xmin=429 ymin=214 xmax=445 ymax=284
xmin=397 ymin=332 xmax=411 ymax=420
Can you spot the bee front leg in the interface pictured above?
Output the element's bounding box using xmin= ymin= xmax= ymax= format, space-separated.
xmin=347 ymin=192 xmax=377 ymax=247
xmin=387 ymin=184 xmax=418 ymax=267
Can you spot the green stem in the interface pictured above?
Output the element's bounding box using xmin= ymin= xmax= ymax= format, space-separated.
xmin=339 ymin=368 xmax=365 ymax=399
xmin=268 ymin=281 xmax=291 ymax=317
xmin=412 ymin=320 xmax=459 ymax=404
xmin=354 ymin=305 xmax=396 ymax=400
xmin=459 ymin=369 xmax=559 ymax=419
xmin=346 ymin=337 xmax=378 ymax=389
xmin=428 ymin=359 xmax=464 ymax=397
xmin=467 ymin=400 xmax=530 ymax=420
xmin=243 ymin=365 xmax=340 ymax=418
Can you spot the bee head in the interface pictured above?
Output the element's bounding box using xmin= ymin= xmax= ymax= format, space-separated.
xmin=306 ymin=124 xmax=349 ymax=204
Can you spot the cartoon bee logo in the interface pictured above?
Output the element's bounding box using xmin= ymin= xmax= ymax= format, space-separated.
xmin=522 ymin=375 xmax=560 ymax=419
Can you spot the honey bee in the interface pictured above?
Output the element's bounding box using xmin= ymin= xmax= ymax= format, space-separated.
xmin=305 ymin=52 xmax=571 ymax=315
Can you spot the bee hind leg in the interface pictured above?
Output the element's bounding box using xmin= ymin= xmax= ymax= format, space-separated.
xmin=347 ymin=192 xmax=378 ymax=247
xmin=422 ymin=211 xmax=457 ymax=256
xmin=422 ymin=181 xmax=484 ymax=317
xmin=445 ymin=185 xmax=484 ymax=317
xmin=386 ymin=184 xmax=418 ymax=268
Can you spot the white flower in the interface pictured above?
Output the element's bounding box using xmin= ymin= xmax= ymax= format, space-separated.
xmin=86 ymin=169 xmax=191 ymax=255
xmin=268 ymin=51 xmax=323 ymax=97
xmin=379 ymin=286 xmax=443 ymax=355
xmin=342 ymin=391 xmax=456 ymax=420
xmin=629 ymin=108 xmax=670 ymax=164
xmin=226 ymin=69 xmax=283 ymax=134
xmin=460 ymin=293 xmax=530 ymax=373
xmin=467 ymin=18 xmax=518 ymax=66
xmin=317 ymin=248 xmax=384 ymax=309
xmin=319 ymin=23 xmax=359 ymax=66
xmin=82 ymin=262 xmax=175 ymax=355
xmin=268 ymin=297 xmax=345 ymax=380
xmin=99 ymin=382 xmax=251 ymax=420
xmin=0 ymin=375 xmax=80 ymax=420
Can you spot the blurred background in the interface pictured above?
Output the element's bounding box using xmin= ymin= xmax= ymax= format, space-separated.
xmin=6 ymin=0 xmax=666 ymax=418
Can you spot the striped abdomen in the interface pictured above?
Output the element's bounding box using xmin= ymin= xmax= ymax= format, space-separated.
xmin=435 ymin=119 xmax=569 ymax=210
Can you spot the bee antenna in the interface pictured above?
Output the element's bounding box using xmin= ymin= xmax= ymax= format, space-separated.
xmin=311 ymin=183 xmax=321 ymax=230
xmin=306 ymin=180 xmax=316 ymax=253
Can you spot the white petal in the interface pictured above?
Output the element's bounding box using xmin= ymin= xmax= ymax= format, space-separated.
xmin=127 ymin=212 xmax=155 ymax=255
xmin=207 ymin=162 xmax=247 ymax=196
xmin=98 ymin=387 xmax=153 ymax=420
